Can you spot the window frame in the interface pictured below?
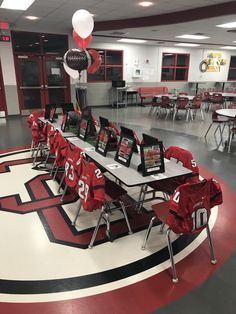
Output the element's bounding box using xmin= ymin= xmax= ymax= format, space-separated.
xmin=87 ymin=48 xmax=123 ymax=83
xmin=228 ymin=56 xmax=236 ymax=81
xmin=161 ymin=52 xmax=190 ymax=82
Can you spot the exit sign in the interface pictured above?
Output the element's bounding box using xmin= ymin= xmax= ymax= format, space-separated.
xmin=0 ymin=35 xmax=10 ymax=42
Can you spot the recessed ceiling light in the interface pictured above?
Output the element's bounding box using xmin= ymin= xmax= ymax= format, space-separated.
xmin=117 ymin=38 xmax=147 ymax=43
xmin=220 ymin=46 xmax=236 ymax=50
xmin=176 ymin=34 xmax=210 ymax=40
xmin=1 ymin=0 xmax=35 ymax=10
xmin=139 ymin=2 xmax=153 ymax=7
xmin=175 ymin=43 xmax=200 ymax=47
xmin=216 ymin=22 xmax=236 ymax=28
xmin=25 ymin=16 xmax=39 ymax=20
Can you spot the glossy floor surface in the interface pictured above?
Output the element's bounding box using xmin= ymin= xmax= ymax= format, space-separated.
xmin=0 ymin=107 xmax=236 ymax=314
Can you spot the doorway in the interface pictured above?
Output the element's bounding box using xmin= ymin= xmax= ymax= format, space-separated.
xmin=12 ymin=31 xmax=70 ymax=115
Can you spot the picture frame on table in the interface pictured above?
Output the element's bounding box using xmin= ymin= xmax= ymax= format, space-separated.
xmin=140 ymin=142 xmax=165 ymax=176
xmin=95 ymin=127 xmax=111 ymax=157
xmin=78 ymin=118 xmax=88 ymax=141
xmin=61 ymin=112 xmax=68 ymax=132
xmin=114 ymin=135 xmax=135 ymax=167
xmin=49 ymin=106 xmax=56 ymax=122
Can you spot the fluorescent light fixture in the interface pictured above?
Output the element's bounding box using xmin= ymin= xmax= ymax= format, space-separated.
xmin=216 ymin=21 xmax=236 ymax=28
xmin=139 ymin=1 xmax=153 ymax=7
xmin=176 ymin=34 xmax=210 ymax=40
xmin=25 ymin=16 xmax=39 ymax=20
xmin=220 ymin=46 xmax=236 ymax=50
xmin=1 ymin=0 xmax=35 ymax=10
xmin=117 ymin=38 xmax=147 ymax=44
xmin=175 ymin=43 xmax=200 ymax=47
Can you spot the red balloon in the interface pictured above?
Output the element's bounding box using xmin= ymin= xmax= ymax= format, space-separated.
xmin=73 ymin=31 xmax=92 ymax=49
xmin=87 ymin=49 xmax=102 ymax=74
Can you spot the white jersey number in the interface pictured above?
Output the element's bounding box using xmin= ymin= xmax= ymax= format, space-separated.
xmin=191 ymin=208 xmax=208 ymax=231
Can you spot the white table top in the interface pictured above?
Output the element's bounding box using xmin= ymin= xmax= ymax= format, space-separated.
xmin=155 ymin=94 xmax=195 ymax=101
xmin=209 ymin=92 xmax=236 ymax=98
xmin=216 ymin=109 xmax=236 ymax=118
xmin=68 ymin=137 xmax=192 ymax=187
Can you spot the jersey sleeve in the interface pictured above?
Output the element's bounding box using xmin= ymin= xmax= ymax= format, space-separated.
xmin=210 ymin=178 xmax=223 ymax=208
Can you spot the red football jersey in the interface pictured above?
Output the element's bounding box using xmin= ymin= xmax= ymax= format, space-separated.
xmin=64 ymin=145 xmax=83 ymax=188
xmin=54 ymin=133 xmax=68 ymax=167
xmin=166 ymin=178 xmax=223 ymax=234
xmin=164 ymin=146 xmax=199 ymax=183
xmin=77 ymin=159 xmax=105 ymax=212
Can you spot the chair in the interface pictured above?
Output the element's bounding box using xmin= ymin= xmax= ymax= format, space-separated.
xmin=72 ymin=158 xmax=132 ymax=248
xmin=209 ymin=93 xmax=223 ymax=111
xmin=202 ymin=91 xmax=210 ymax=111
xmin=204 ymin=104 xmax=229 ymax=143
xmin=228 ymin=116 xmax=236 ymax=153
xmin=58 ymin=144 xmax=83 ymax=201
xmin=158 ymin=96 xmax=173 ymax=119
xmin=148 ymin=96 xmax=161 ymax=116
xmin=190 ymin=96 xmax=204 ymax=120
xmin=142 ymin=178 xmax=223 ymax=283
xmin=173 ymin=97 xmax=191 ymax=121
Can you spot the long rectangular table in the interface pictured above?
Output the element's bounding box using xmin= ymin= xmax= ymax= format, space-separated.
xmin=68 ymin=137 xmax=192 ymax=188
xmin=39 ymin=117 xmax=192 ymax=188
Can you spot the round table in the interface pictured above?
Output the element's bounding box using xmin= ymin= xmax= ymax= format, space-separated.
xmin=216 ymin=109 xmax=236 ymax=118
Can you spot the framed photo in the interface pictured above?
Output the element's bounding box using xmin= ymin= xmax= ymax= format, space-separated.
xmin=49 ymin=107 xmax=56 ymax=122
xmin=114 ymin=135 xmax=134 ymax=167
xmin=61 ymin=112 xmax=68 ymax=132
xmin=78 ymin=118 xmax=88 ymax=141
xmin=95 ymin=127 xmax=111 ymax=156
xmin=140 ymin=142 xmax=165 ymax=176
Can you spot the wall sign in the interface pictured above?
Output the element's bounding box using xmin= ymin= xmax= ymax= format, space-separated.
xmin=0 ymin=35 xmax=10 ymax=42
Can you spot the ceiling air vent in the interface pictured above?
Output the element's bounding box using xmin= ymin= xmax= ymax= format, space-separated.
xmin=227 ymin=29 xmax=236 ymax=33
xmin=156 ymin=41 xmax=165 ymax=44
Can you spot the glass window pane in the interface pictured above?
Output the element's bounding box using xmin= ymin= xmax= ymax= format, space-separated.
xmin=87 ymin=67 xmax=105 ymax=82
xmin=176 ymin=68 xmax=188 ymax=81
xmin=229 ymin=56 xmax=236 ymax=68
xmin=46 ymin=59 xmax=65 ymax=86
xmin=162 ymin=54 xmax=175 ymax=66
xmin=176 ymin=54 xmax=189 ymax=66
xmin=106 ymin=50 xmax=122 ymax=65
xmin=106 ymin=67 xmax=122 ymax=81
xmin=161 ymin=68 xmax=174 ymax=81
xmin=20 ymin=60 xmax=40 ymax=86
xmin=23 ymin=89 xmax=42 ymax=109
xmin=42 ymin=34 xmax=68 ymax=54
xmin=228 ymin=69 xmax=236 ymax=80
xmin=48 ymin=88 xmax=65 ymax=104
xmin=12 ymin=31 xmax=41 ymax=53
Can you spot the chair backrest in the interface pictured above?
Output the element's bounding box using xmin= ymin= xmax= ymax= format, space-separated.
xmin=228 ymin=103 xmax=236 ymax=109
xmin=212 ymin=93 xmax=223 ymax=103
xmin=192 ymin=96 xmax=202 ymax=108
xmin=176 ymin=97 xmax=189 ymax=109
xmin=161 ymin=95 xmax=170 ymax=107
xmin=164 ymin=146 xmax=199 ymax=182
xmin=212 ymin=104 xmax=222 ymax=119
xmin=166 ymin=178 xmax=223 ymax=234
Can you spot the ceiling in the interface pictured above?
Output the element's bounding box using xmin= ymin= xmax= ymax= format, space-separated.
xmin=0 ymin=0 xmax=236 ymax=49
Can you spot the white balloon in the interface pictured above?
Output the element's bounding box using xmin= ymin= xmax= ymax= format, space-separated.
xmin=72 ymin=9 xmax=94 ymax=39
xmin=63 ymin=63 xmax=79 ymax=80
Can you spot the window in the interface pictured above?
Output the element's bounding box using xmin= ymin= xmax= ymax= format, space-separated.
xmin=87 ymin=49 xmax=123 ymax=82
xmin=228 ymin=56 xmax=236 ymax=81
xmin=161 ymin=53 xmax=190 ymax=81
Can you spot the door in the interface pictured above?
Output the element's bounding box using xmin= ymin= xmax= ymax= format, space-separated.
xmin=15 ymin=55 xmax=71 ymax=115
xmin=43 ymin=55 xmax=70 ymax=104
xmin=0 ymin=59 xmax=8 ymax=117
xmin=15 ymin=55 xmax=45 ymax=114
